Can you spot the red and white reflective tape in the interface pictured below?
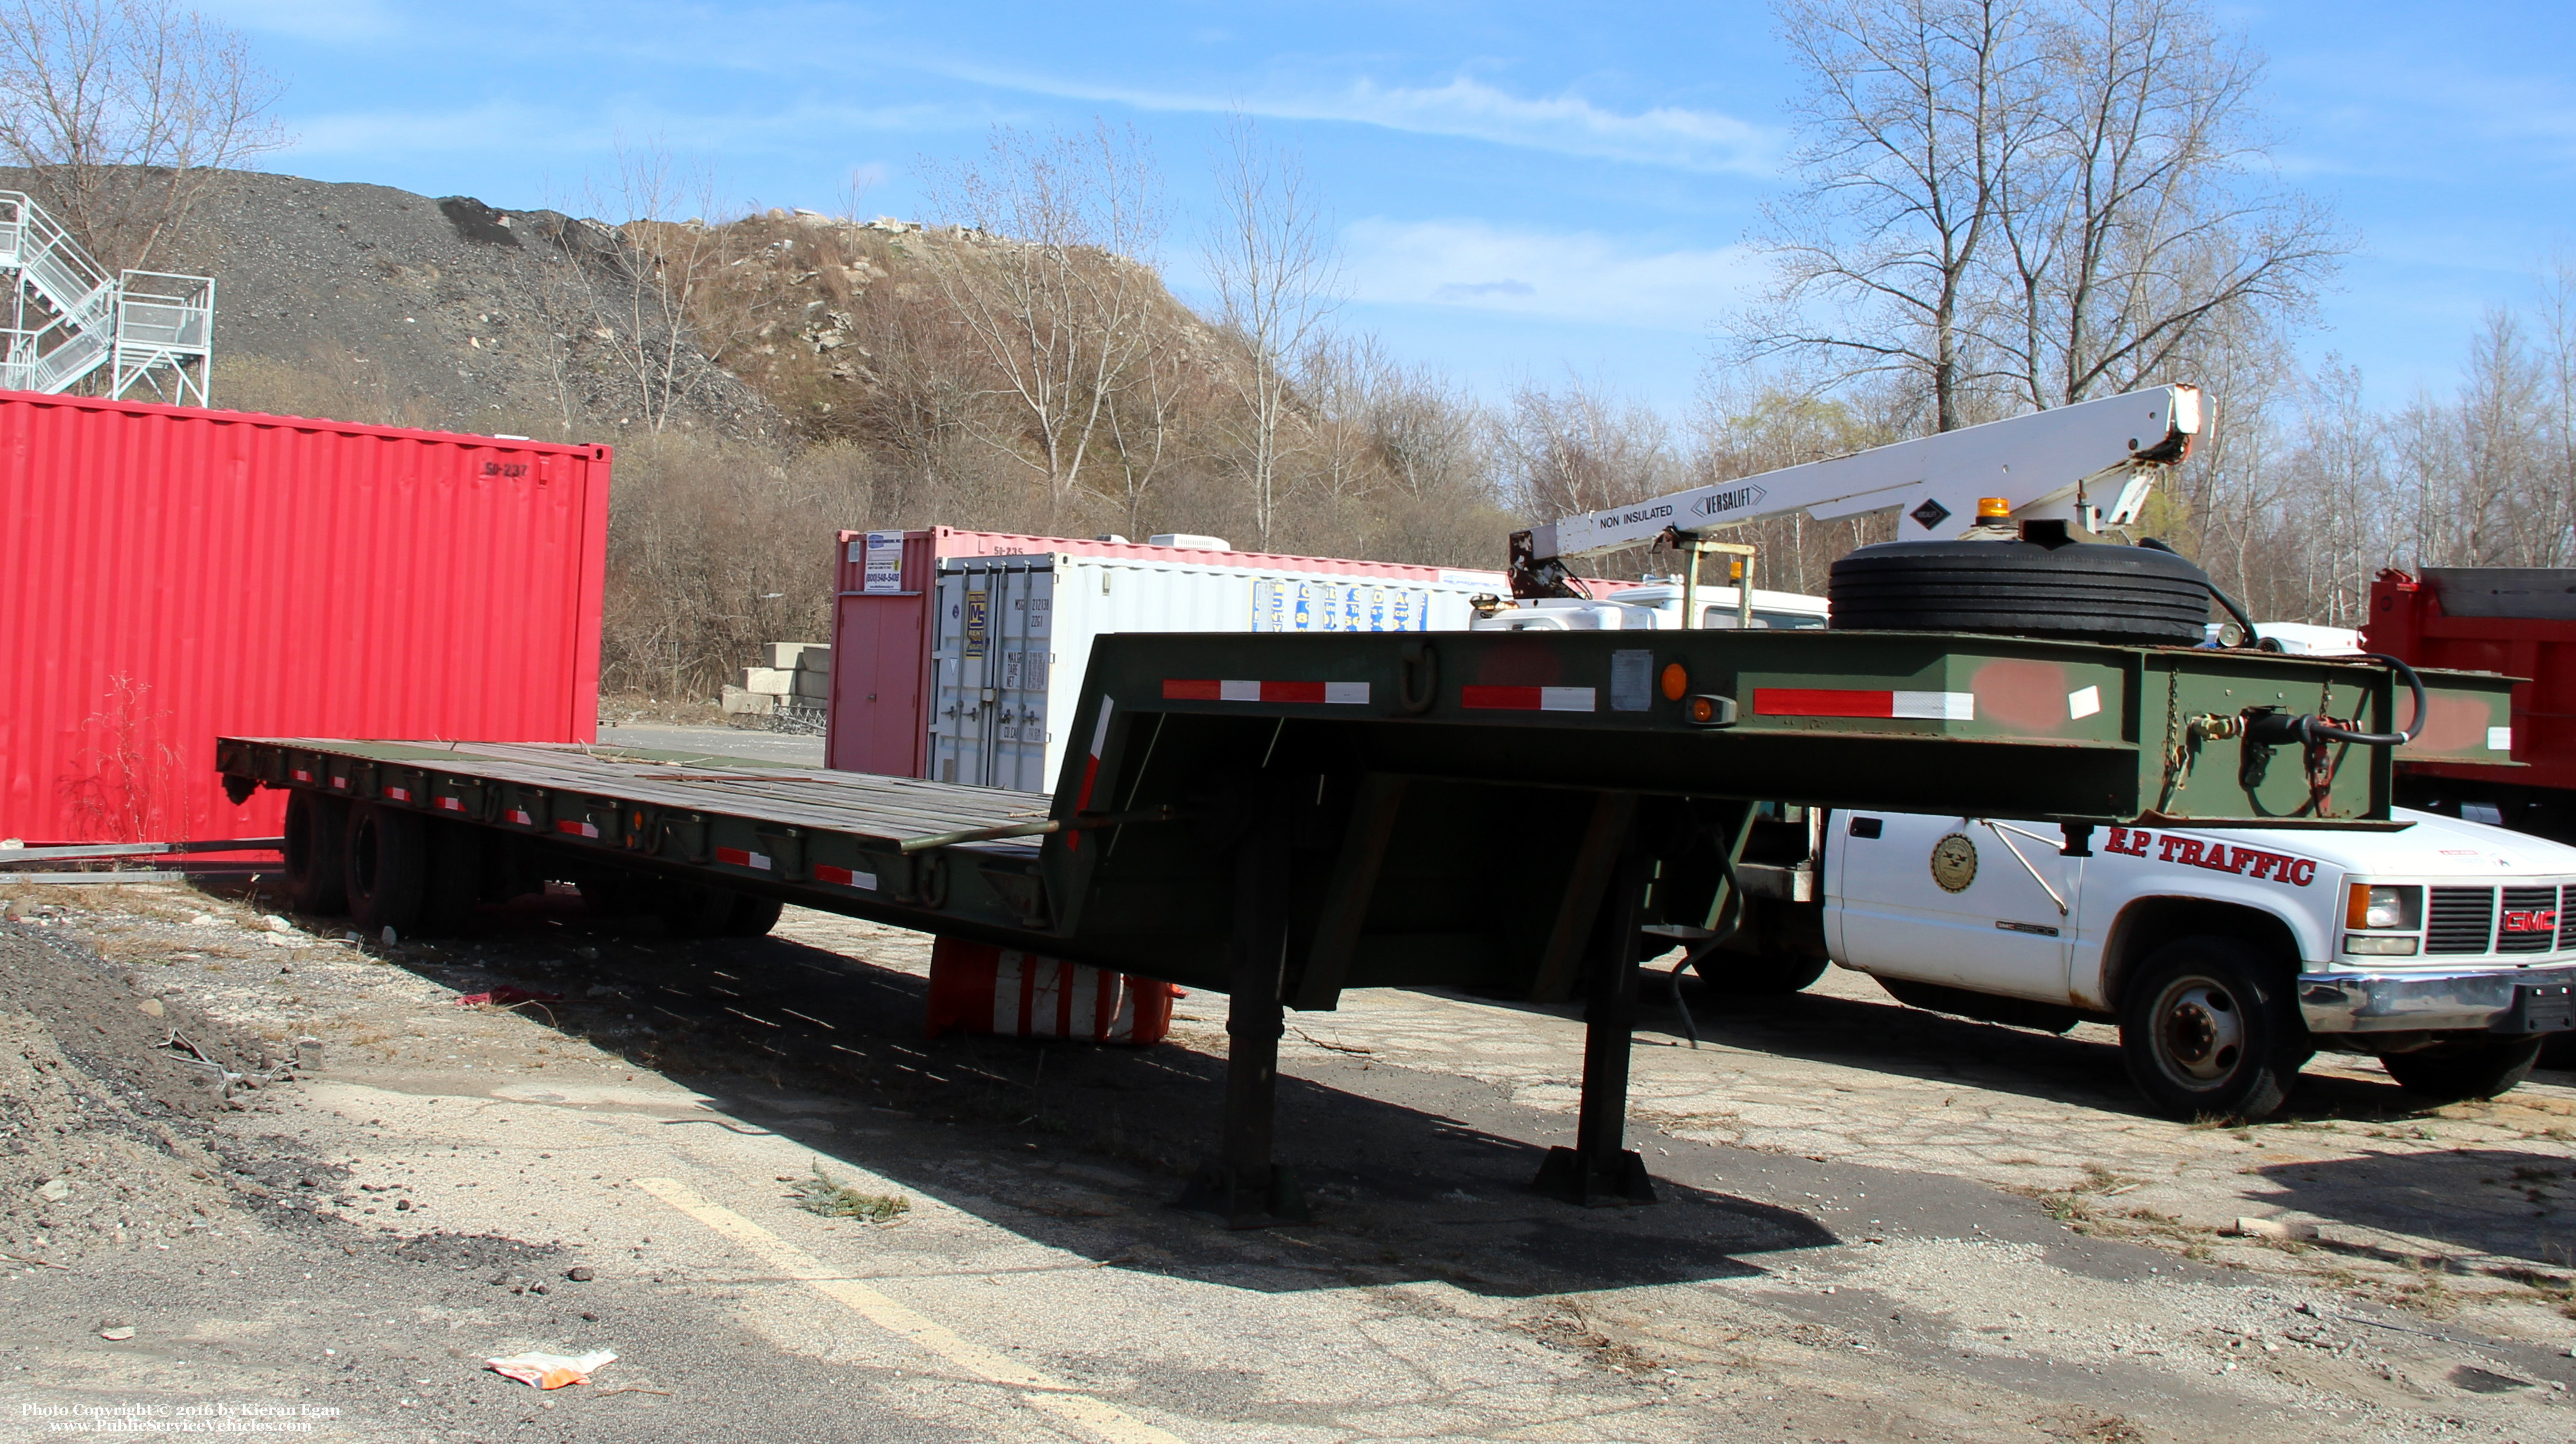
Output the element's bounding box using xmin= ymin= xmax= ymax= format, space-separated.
xmin=1067 ymin=699 xmax=1114 ymax=853
xmin=382 ymin=785 xmax=412 ymax=802
xmin=1161 ymin=679 xmax=1371 ymax=704
xmin=715 ymin=846 xmax=772 ymax=872
xmin=1460 ymin=685 xmax=1596 ymax=713
xmin=433 ymin=795 xmax=466 ymax=813
xmin=290 ymin=768 xmax=313 ymax=783
xmin=556 ymin=818 xmax=601 ymax=839
xmin=814 ymin=863 xmax=877 ymax=891
xmin=328 ymin=776 xmax=348 ymax=790
xmin=505 ymin=808 xmax=535 ymax=827
xmin=1754 ymin=688 xmax=1975 ymax=721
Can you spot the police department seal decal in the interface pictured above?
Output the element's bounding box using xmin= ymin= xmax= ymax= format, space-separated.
xmin=1930 ymin=832 xmax=1979 ymax=892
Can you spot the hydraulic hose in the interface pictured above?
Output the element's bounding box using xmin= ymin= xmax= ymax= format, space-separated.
xmin=2313 ymin=653 xmax=2429 ymax=748
xmin=2136 ymin=537 xmax=2267 ymax=650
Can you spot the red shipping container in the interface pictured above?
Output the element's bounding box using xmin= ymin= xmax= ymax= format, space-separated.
xmin=922 ymin=937 xmax=1175 ymax=1045
xmin=0 ymin=389 xmax=611 ymax=845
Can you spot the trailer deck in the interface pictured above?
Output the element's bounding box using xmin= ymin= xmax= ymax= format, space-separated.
xmin=220 ymin=627 xmax=2520 ymax=1224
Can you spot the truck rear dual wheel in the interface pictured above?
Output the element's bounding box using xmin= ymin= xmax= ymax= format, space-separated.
xmin=2381 ymin=1039 xmax=2544 ymax=1102
xmin=284 ymin=791 xmax=350 ymax=914
xmin=2118 ymin=937 xmax=2308 ymax=1121
xmin=1692 ymin=951 xmax=1829 ymax=996
xmin=653 ymin=880 xmax=784 ymax=939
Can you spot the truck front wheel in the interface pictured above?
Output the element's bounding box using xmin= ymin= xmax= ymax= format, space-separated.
xmin=2382 ymin=1038 xmax=2543 ymax=1103
xmin=2119 ymin=937 xmax=2305 ymax=1121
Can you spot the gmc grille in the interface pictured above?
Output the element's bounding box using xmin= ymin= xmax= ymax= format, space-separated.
xmin=2426 ymin=886 xmax=2498 ymax=954
xmin=2563 ymin=884 xmax=2576 ymax=951
xmin=2500 ymin=885 xmax=2561 ymax=954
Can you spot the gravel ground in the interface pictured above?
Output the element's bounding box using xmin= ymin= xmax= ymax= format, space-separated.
xmin=0 ymin=880 xmax=2571 ymax=1441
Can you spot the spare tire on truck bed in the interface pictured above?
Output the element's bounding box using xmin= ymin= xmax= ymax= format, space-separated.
xmin=1829 ymin=538 xmax=2211 ymax=646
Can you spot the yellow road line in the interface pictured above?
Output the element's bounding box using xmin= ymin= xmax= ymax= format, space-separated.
xmin=633 ymin=1177 xmax=1186 ymax=1444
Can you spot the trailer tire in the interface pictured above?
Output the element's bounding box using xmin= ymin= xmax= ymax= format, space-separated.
xmin=1829 ymin=539 xmax=2211 ymax=647
xmin=654 ymin=882 xmax=738 ymax=939
xmin=2118 ymin=936 xmax=2305 ymax=1120
xmin=343 ymin=802 xmax=427 ymax=936
xmin=418 ymin=822 xmax=485 ymax=936
xmin=1692 ymin=951 xmax=1828 ymax=996
xmin=283 ymin=791 xmax=349 ymax=914
xmin=2382 ymin=1038 xmax=2544 ymax=1102
xmin=723 ymin=895 xmax=785 ymax=938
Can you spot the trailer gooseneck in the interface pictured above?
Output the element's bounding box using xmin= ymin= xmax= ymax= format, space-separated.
xmin=220 ymin=627 xmax=2510 ymax=1226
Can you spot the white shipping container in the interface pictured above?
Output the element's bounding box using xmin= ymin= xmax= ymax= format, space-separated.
xmin=929 ymin=552 xmax=1506 ymax=789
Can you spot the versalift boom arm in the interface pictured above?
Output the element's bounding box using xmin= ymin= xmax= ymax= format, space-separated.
xmin=1509 ymin=383 xmax=2201 ymax=598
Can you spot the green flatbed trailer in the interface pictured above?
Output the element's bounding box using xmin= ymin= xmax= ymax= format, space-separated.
xmin=219 ymin=627 xmax=2513 ymax=1224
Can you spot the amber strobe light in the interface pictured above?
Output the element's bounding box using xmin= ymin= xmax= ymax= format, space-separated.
xmin=1977 ymin=496 xmax=2012 ymax=522
xmin=1660 ymin=662 xmax=1689 ymax=701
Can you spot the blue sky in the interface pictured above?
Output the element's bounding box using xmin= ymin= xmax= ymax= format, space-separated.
xmin=212 ymin=0 xmax=2576 ymax=418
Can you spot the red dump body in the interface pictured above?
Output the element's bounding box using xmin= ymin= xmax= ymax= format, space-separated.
xmin=2367 ymin=568 xmax=2576 ymax=795
xmin=0 ymin=389 xmax=611 ymax=845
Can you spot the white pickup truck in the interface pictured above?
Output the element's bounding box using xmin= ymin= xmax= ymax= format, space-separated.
xmin=1476 ymin=579 xmax=2576 ymax=1117
xmin=1708 ymin=802 xmax=2576 ymax=1119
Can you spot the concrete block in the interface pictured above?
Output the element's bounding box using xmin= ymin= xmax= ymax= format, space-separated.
xmin=797 ymin=649 xmax=831 ymax=676
xmin=793 ymin=669 xmax=830 ymax=700
xmin=765 ymin=642 xmax=830 ymax=671
xmin=720 ymin=685 xmax=776 ymax=716
xmin=740 ymin=666 xmax=795 ymax=694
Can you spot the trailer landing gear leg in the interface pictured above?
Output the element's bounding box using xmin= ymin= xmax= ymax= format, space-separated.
xmin=1175 ymin=831 xmax=1310 ymax=1228
xmin=1533 ymin=842 xmax=1658 ymax=1207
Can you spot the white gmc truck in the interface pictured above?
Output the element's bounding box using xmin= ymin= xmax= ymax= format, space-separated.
xmin=1704 ymin=802 xmax=2576 ymax=1120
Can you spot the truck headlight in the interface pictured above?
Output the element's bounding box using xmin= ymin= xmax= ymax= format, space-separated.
xmin=2344 ymin=883 xmax=2421 ymax=931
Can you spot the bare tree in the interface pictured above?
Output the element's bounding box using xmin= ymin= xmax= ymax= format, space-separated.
xmin=1742 ymin=0 xmax=2042 ymax=431
xmin=1989 ymin=0 xmax=2343 ymax=408
xmin=923 ymin=122 xmax=1166 ymax=518
xmin=0 ymin=0 xmax=284 ymax=269
xmin=1204 ymin=116 xmax=1339 ymax=545
xmin=1741 ymin=0 xmax=2342 ymax=430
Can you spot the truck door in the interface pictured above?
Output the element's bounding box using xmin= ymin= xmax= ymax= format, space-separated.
xmin=1828 ymin=810 xmax=2081 ymax=1004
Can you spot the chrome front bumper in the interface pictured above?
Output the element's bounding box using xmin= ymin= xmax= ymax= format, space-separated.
xmin=2299 ymin=963 xmax=2576 ymax=1034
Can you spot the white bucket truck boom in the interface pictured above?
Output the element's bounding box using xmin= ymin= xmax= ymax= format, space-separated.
xmin=1506 ymin=383 xmax=2201 ymax=601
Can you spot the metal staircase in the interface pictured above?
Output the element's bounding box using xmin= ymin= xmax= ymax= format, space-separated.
xmin=0 ymin=190 xmax=213 ymax=406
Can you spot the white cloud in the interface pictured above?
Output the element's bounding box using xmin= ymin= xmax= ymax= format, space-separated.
xmin=1339 ymin=218 xmax=1763 ymax=332
xmin=920 ymin=63 xmax=1782 ymax=175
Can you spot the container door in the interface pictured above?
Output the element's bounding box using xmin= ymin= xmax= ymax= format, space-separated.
xmin=929 ymin=569 xmax=975 ymax=785
xmin=993 ymin=568 xmax=1055 ymax=792
xmin=825 ymin=591 xmax=928 ymax=776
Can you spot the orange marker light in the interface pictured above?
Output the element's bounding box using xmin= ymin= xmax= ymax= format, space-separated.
xmin=1687 ymin=696 xmax=1720 ymax=725
xmin=1660 ymin=662 xmax=1689 ymax=701
xmin=2346 ymin=883 xmax=2372 ymax=929
xmin=1977 ymin=496 xmax=2012 ymax=522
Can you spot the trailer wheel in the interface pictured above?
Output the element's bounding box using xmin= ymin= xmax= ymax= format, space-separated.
xmin=1829 ymin=539 xmax=2211 ymax=647
xmin=343 ymin=801 xmax=427 ymax=935
xmin=654 ymin=882 xmax=738 ymax=938
xmin=1692 ymin=951 xmax=1828 ymax=996
xmin=2381 ymin=1038 xmax=2545 ymax=1102
xmin=2118 ymin=936 xmax=2305 ymax=1120
xmin=418 ymin=821 xmax=486 ymax=936
xmin=283 ymin=791 xmax=349 ymax=914
xmin=723 ymin=895 xmax=785 ymax=938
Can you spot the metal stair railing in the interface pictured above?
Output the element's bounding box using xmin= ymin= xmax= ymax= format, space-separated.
xmin=0 ymin=188 xmax=213 ymax=402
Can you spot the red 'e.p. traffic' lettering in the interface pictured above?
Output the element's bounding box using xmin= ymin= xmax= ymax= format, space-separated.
xmin=2101 ymin=826 xmax=2315 ymax=887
